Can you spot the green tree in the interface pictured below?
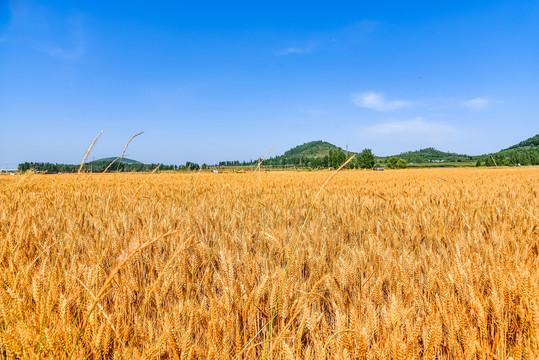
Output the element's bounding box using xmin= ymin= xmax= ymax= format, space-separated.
xmin=322 ymin=155 xmax=329 ymax=168
xmin=185 ymin=161 xmax=200 ymax=171
xmin=520 ymin=151 xmax=531 ymax=166
xmin=475 ymin=159 xmax=482 ymax=167
xmin=330 ymin=149 xmax=346 ymax=168
xmin=387 ymin=157 xmax=399 ymax=169
xmin=358 ymin=148 xmax=375 ymax=169
xmin=396 ymin=159 xmax=408 ymax=169
xmin=529 ymin=151 xmax=539 ymax=165
xmin=509 ymin=151 xmax=519 ymax=165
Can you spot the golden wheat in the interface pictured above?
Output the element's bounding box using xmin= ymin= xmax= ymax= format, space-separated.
xmin=0 ymin=168 xmax=537 ymax=359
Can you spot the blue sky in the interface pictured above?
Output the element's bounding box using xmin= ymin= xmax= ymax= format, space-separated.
xmin=1 ymin=0 xmax=538 ymax=166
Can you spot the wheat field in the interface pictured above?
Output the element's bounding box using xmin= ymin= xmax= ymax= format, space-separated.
xmin=0 ymin=168 xmax=537 ymax=359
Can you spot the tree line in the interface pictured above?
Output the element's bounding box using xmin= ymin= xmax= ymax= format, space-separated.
xmin=18 ymin=161 xmax=185 ymax=173
xmin=220 ymin=149 xmax=394 ymax=170
xmin=18 ymin=147 xmax=410 ymax=173
xmin=480 ymin=148 xmax=539 ymax=167
xmin=394 ymin=147 xmax=473 ymax=163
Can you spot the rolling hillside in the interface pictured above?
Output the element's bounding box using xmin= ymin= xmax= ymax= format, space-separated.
xmin=89 ymin=157 xmax=142 ymax=164
xmin=262 ymin=134 xmax=539 ymax=167
xmin=377 ymin=148 xmax=475 ymax=164
xmin=483 ymin=134 xmax=539 ymax=166
xmin=281 ymin=140 xmax=343 ymax=158
xmin=17 ymin=133 xmax=539 ymax=171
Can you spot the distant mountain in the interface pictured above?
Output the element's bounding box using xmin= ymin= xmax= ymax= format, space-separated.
xmin=485 ymin=134 xmax=539 ymax=166
xmin=268 ymin=133 xmax=539 ymax=166
xmin=374 ymin=134 xmax=539 ymax=165
xmin=278 ymin=141 xmax=476 ymax=164
xmin=218 ymin=133 xmax=539 ymax=168
xmin=378 ymin=147 xmax=475 ymax=164
xmin=219 ymin=140 xmax=352 ymax=167
xmin=89 ymin=157 xmax=142 ymax=165
xmin=282 ymin=140 xmax=343 ymax=158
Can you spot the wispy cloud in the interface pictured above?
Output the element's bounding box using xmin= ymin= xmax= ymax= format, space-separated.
xmin=277 ymin=44 xmax=314 ymax=56
xmin=462 ymin=97 xmax=489 ymax=110
xmin=276 ymin=20 xmax=379 ymax=57
xmin=4 ymin=2 xmax=87 ymax=61
xmin=359 ymin=117 xmax=466 ymax=155
xmin=47 ymin=40 xmax=85 ymax=60
xmin=8 ymin=0 xmax=32 ymax=19
xmin=362 ymin=118 xmax=458 ymax=149
xmin=298 ymin=108 xmax=331 ymax=115
xmin=352 ymin=92 xmax=413 ymax=111
xmin=46 ymin=15 xmax=86 ymax=60
xmin=365 ymin=118 xmax=454 ymax=135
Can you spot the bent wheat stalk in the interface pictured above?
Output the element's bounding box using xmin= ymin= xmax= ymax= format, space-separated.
xmin=116 ymin=131 xmax=143 ymax=171
xmin=67 ymin=228 xmax=187 ymax=360
xmin=78 ymin=130 xmax=103 ymax=174
xmin=262 ymin=155 xmax=355 ymax=359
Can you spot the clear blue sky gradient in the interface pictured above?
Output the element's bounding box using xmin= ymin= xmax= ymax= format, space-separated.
xmin=1 ymin=0 xmax=538 ymax=166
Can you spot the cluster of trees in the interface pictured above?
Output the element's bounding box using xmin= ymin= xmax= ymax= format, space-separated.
xmin=184 ymin=161 xmax=201 ymax=171
xmin=386 ymin=147 xmax=473 ymax=164
xmin=17 ymin=161 xmax=202 ymax=173
xmin=218 ymin=160 xmax=249 ymax=166
xmin=480 ymin=149 xmax=539 ymax=166
xmin=18 ymin=151 xmax=411 ymax=174
xmin=18 ymin=162 xmax=81 ymax=173
xmin=18 ymin=135 xmax=539 ymax=173
xmin=386 ymin=157 xmax=408 ymax=169
xmin=220 ymin=149 xmax=378 ymax=169
xmin=356 ymin=149 xmax=376 ymax=169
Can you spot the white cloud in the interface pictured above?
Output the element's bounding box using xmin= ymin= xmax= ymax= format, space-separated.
xmin=366 ymin=118 xmax=453 ymax=135
xmin=8 ymin=0 xmax=32 ymax=19
xmin=462 ymin=97 xmax=489 ymax=110
xmin=362 ymin=118 xmax=458 ymax=149
xmin=47 ymin=40 xmax=85 ymax=60
xmin=277 ymin=44 xmax=313 ymax=56
xmin=5 ymin=3 xmax=87 ymax=61
xmin=298 ymin=108 xmax=331 ymax=115
xmin=351 ymin=92 xmax=413 ymax=111
xmin=46 ymin=15 xmax=86 ymax=60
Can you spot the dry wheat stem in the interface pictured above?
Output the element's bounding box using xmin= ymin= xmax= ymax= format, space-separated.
xmin=78 ymin=130 xmax=103 ymax=174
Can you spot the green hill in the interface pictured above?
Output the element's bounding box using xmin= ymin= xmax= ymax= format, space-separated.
xmin=89 ymin=157 xmax=142 ymax=165
xmin=484 ymin=134 xmax=539 ymax=166
xmin=242 ymin=141 xmax=352 ymax=168
xmin=219 ymin=133 xmax=539 ymax=168
xmin=282 ymin=140 xmax=342 ymax=158
xmin=377 ymin=134 xmax=539 ymax=165
xmin=218 ymin=141 xmax=348 ymax=167
xmin=378 ymin=147 xmax=474 ymax=164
